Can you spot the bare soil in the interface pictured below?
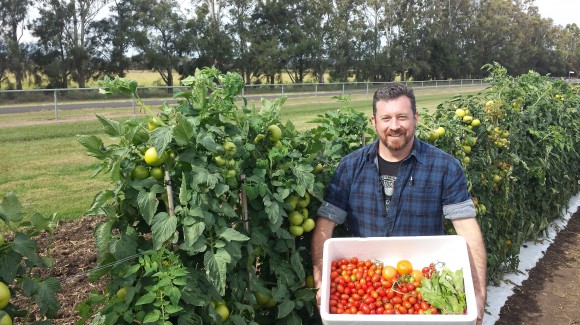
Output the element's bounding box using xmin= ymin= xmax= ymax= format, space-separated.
xmin=495 ymin=207 xmax=580 ymax=325
xmin=11 ymin=209 xmax=580 ymax=324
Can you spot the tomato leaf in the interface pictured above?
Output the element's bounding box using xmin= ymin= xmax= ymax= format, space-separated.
xmin=110 ymin=227 xmax=138 ymax=260
xmin=183 ymin=222 xmax=205 ymax=247
xmin=137 ymin=189 xmax=159 ymax=225
xmin=151 ymin=213 xmax=177 ymax=249
xmin=77 ymin=135 xmax=107 ymax=159
xmin=1 ymin=191 xmax=24 ymax=224
xmin=12 ymin=233 xmax=45 ymax=267
xmin=143 ymin=309 xmax=161 ymax=323
xmin=204 ymin=248 xmax=231 ymax=295
xmin=263 ymin=196 xmax=282 ymax=225
xmin=218 ymin=228 xmax=250 ymax=242
xmin=0 ymin=250 xmax=21 ymax=282
xmin=290 ymin=251 xmax=305 ymax=284
xmin=34 ymin=277 xmax=61 ymax=318
xmin=151 ymin=126 xmax=173 ymax=154
xmin=173 ymin=114 xmax=196 ymax=146
xmin=96 ymin=114 xmax=124 ymax=137
xmin=277 ymin=300 xmax=296 ymax=318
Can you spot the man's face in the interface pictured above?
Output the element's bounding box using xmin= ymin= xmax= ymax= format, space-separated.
xmin=371 ymin=96 xmax=418 ymax=153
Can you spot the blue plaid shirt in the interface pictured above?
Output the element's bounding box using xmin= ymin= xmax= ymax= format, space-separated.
xmin=318 ymin=138 xmax=476 ymax=237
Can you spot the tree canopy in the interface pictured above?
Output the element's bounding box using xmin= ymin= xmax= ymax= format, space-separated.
xmin=1 ymin=0 xmax=578 ymax=89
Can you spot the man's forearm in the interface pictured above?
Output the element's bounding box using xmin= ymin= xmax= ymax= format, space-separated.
xmin=453 ymin=217 xmax=487 ymax=323
xmin=311 ymin=217 xmax=336 ymax=307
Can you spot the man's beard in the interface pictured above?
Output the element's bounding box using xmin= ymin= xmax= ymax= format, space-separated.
xmin=381 ymin=130 xmax=411 ymax=151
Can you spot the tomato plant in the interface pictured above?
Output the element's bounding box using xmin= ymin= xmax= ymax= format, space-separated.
xmin=0 ymin=192 xmax=60 ymax=324
xmin=418 ymin=63 xmax=580 ymax=284
xmin=77 ymin=68 xmax=376 ymax=324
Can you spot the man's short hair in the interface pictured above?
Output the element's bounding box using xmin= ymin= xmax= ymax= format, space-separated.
xmin=372 ymin=83 xmax=417 ymax=116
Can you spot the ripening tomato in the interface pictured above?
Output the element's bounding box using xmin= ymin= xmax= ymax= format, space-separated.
xmin=396 ymin=260 xmax=413 ymax=275
xmin=411 ymin=269 xmax=423 ymax=282
xmin=381 ymin=265 xmax=397 ymax=280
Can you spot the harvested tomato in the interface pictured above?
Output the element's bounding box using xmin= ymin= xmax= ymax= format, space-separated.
xmin=396 ymin=260 xmax=413 ymax=275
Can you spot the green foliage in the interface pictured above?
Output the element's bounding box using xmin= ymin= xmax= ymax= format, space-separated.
xmin=0 ymin=192 xmax=60 ymax=323
xmin=79 ymin=67 xmax=370 ymax=324
xmin=419 ymin=62 xmax=580 ymax=284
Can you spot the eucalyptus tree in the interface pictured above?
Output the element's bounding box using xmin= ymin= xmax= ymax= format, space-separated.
xmin=325 ymin=0 xmax=368 ymax=82
xmin=247 ymin=0 xmax=294 ymax=84
xmin=227 ymin=0 xmax=255 ymax=83
xmin=190 ymin=0 xmax=235 ymax=72
xmin=130 ymin=0 xmax=191 ymax=87
xmin=0 ymin=0 xmax=32 ymax=89
xmin=90 ymin=0 xmax=134 ymax=78
xmin=31 ymin=0 xmax=110 ymax=88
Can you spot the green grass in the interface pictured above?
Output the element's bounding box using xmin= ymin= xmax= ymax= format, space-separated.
xmin=0 ymin=87 xmax=483 ymax=223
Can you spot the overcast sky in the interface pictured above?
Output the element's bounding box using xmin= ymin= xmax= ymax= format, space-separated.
xmin=533 ymin=0 xmax=580 ymax=27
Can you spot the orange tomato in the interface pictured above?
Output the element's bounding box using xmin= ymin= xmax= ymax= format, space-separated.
xmin=382 ymin=265 xmax=397 ymax=280
xmin=411 ymin=269 xmax=423 ymax=282
xmin=396 ymin=260 xmax=413 ymax=276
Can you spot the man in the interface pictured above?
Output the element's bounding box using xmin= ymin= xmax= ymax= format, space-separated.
xmin=311 ymin=83 xmax=487 ymax=324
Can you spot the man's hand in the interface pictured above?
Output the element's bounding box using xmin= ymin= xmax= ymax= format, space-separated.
xmin=452 ymin=217 xmax=487 ymax=324
xmin=311 ymin=217 xmax=336 ymax=311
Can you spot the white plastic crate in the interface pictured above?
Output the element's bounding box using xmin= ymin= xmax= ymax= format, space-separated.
xmin=320 ymin=235 xmax=477 ymax=325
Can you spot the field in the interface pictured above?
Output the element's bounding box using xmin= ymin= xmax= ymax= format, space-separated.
xmin=0 ymin=87 xmax=482 ymax=222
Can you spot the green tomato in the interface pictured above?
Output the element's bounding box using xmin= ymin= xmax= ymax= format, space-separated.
xmin=0 ymin=314 xmax=12 ymax=325
xmin=215 ymin=303 xmax=229 ymax=322
xmin=223 ymin=141 xmax=237 ymax=158
xmin=297 ymin=192 xmax=310 ymax=208
xmin=427 ymin=131 xmax=439 ymax=141
xmin=144 ymin=148 xmax=168 ymax=166
xmin=131 ymin=165 xmax=149 ymax=180
xmin=435 ymin=126 xmax=445 ymax=137
xmin=214 ymin=156 xmax=226 ymax=167
xmin=267 ymin=124 xmax=282 ymax=143
xmin=289 ymin=225 xmax=304 ymax=237
xmin=313 ymin=163 xmax=324 ymax=174
xmin=305 ymin=275 xmax=315 ymax=288
xmin=301 ymin=218 xmax=316 ymax=232
xmin=254 ymin=134 xmax=266 ymax=144
xmin=116 ymin=287 xmax=128 ymax=300
xmin=288 ymin=211 xmax=304 ymax=226
xmin=254 ymin=291 xmax=273 ymax=305
xmin=150 ymin=167 xmax=164 ymax=181
xmin=284 ymin=195 xmax=299 ymax=211
xmin=0 ymin=282 xmax=10 ymax=309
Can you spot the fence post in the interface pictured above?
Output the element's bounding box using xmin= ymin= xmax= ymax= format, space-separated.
xmin=132 ymin=97 xmax=136 ymax=114
xmin=315 ymin=84 xmax=318 ymax=101
xmin=366 ymin=82 xmax=369 ymax=96
xmin=281 ymin=84 xmax=284 ymax=95
xmin=53 ymin=90 xmax=58 ymax=121
xmin=342 ymin=83 xmax=345 ymax=95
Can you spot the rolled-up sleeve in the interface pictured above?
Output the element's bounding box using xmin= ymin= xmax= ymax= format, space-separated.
xmin=317 ymin=201 xmax=348 ymax=224
xmin=443 ymin=199 xmax=476 ymax=220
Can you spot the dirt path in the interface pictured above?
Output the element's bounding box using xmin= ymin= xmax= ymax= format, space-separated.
xmin=495 ymin=207 xmax=579 ymax=325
